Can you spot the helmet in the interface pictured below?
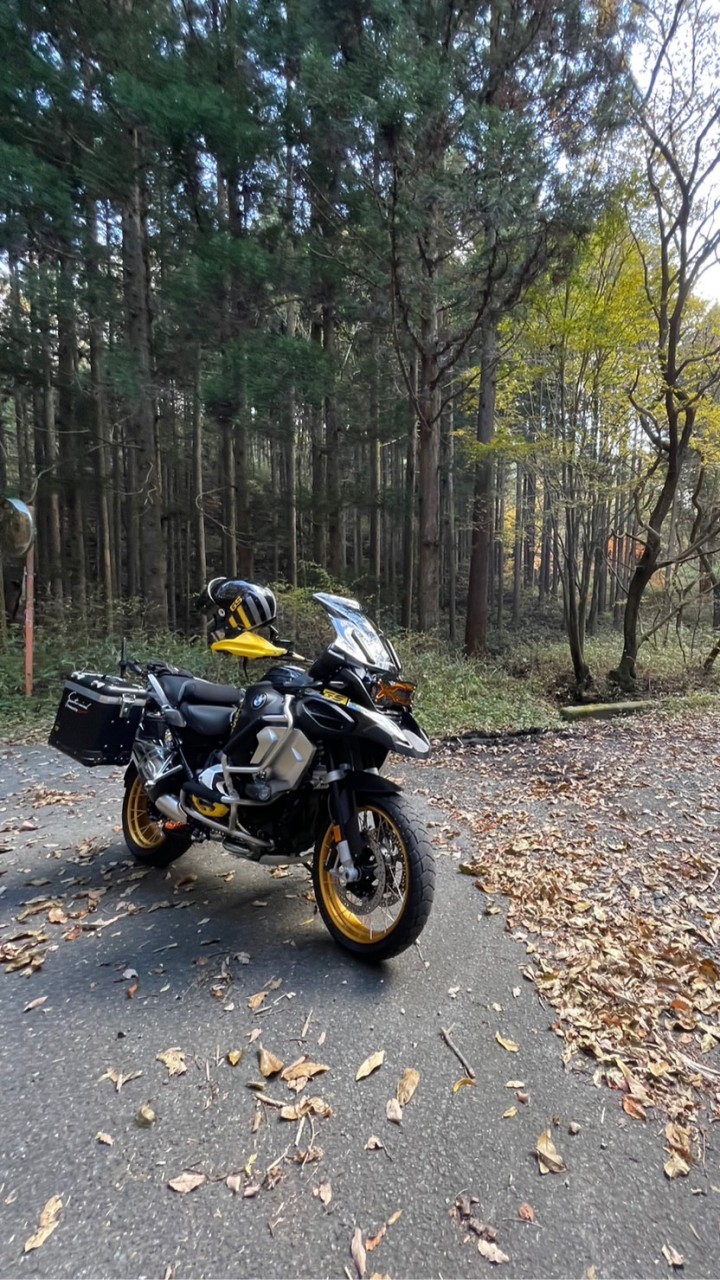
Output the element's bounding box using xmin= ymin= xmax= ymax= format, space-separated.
xmin=204 ymin=578 xmax=277 ymax=633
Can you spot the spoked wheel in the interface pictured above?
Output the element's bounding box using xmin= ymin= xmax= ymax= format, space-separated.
xmin=122 ymin=766 xmax=192 ymax=868
xmin=313 ymin=795 xmax=435 ymax=960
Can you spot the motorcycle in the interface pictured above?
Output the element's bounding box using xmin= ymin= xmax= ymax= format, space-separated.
xmin=49 ymin=592 xmax=435 ymax=959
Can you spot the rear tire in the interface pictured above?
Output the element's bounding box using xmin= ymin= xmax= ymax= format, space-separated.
xmin=313 ymin=794 xmax=435 ymax=961
xmin=122 ymin=766 xmax=192 ymax=868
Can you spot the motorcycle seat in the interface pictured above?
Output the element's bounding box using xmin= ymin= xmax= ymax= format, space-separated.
xmin=159 ymin=674 xmax=244 ymax=707
xmin=180 ymin=703 xmax=235 ymax=736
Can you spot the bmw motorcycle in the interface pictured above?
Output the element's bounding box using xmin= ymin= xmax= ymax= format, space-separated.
xmin=53 ymin=593 xmax=435 ymax=959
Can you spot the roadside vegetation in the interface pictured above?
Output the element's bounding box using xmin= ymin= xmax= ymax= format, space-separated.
xmin=3 ymin=585 xmax=720 ymax=743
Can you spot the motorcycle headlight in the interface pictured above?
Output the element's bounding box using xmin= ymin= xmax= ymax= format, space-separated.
xmin=372 ymin=678 xmax=416 ymax=709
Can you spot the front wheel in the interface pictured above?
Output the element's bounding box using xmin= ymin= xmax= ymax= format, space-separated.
xmin=122 ymin=767 xmax=192 ymax=867
xmin=313 ymin=794 xmax=435 ymax=961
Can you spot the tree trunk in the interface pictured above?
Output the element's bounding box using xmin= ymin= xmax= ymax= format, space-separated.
xmin=465 ymin=320 xmax=499 ymax=655
xmin=324 ymin=304 xmax=343 ymax=579
xmin=122 ymin=127 xmax=167 ymax=629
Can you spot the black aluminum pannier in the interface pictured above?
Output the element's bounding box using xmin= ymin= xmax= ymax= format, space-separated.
xmin=49 ymin=673 xmax=146 ymax=767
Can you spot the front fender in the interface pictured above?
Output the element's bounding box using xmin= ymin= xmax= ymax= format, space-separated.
xmin=345 ymin=770 xmax=402 ymax=796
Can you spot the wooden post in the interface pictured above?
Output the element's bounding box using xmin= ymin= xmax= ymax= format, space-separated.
xmin=25 ymin=506 xmax=35 ymax=697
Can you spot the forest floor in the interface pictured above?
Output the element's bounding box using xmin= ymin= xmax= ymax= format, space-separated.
xmin=0 ymin=712 xmax=719 ymax=1279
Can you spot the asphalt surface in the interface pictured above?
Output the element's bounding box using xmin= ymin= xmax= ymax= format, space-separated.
xmin=0 ymin=736 xmax=718 ymax=1280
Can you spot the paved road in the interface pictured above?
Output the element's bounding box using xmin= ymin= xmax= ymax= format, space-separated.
xmin=0 ymin=736 xmax=717 ymax=1279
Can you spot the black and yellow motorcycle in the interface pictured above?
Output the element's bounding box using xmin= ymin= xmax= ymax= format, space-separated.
xmin=51 ymin=586 xmax=435 ymax=960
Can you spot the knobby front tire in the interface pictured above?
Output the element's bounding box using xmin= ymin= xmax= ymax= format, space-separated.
xmin=313 ymin=793 xmax=435 ymax=961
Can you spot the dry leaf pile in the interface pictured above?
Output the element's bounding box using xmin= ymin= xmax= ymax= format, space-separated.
xmin=430 ymin=717 xmax=720 ymax=1135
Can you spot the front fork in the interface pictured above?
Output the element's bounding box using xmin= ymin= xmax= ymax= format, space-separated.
xmin=327 ymin=767 xmax=362 ymax=884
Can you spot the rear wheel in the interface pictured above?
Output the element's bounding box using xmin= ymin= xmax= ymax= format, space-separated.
xmin=313 ymin=794 xmax=435 ymax=960
xmin=122 ymin=767 xmax=192 ymax=867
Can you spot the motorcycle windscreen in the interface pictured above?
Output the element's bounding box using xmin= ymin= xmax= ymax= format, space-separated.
xmin=313 ymin=592 xmax=400 ymax=674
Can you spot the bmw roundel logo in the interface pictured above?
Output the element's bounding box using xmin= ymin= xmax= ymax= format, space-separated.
xmin=251 ymin=693 xmax=267 ymax=709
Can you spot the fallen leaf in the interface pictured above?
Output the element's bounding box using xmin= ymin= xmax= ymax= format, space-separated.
xmin=536 ymin=1128 xmax=566 ymax=1175
xmin=282 ymin=1056 xmax=328 ymax=1084
xmin=365 ymin=1135 xmax=385 ymax=1151
xmin=386 ymin=1098 xmax=403 ymax=1124
xmin=167 ymin=1171 xmax=206 ymax=1194
xmin=136 ymin=1105 xmax=156 ymax=1128
xmin=505 ymin=1079 xmax=525 ymax=1088
xmin=387 ymin=1210 xmax=402 ymax=1226
xmin=314 ymin=1180 xmax=332 ymax=1206
xmin=226 ymin=1174 xmax=242 ymax=1194
xmin=662 ymin=1244 xmax=684 ymax=1268
xmin=226 ymin=1050 xmax=243 ymax=1067
xmin=665 ymin=1123 xmax=692 ymax=1161
xmin=495 ymin=1033 xmax=519 ymax=1053
xmin=502 ymin=1106 xmax=518 ymax=1119
xmin=24 ymin=996 xmax=47 ymax=1013
xmin=96 ymin=1132 xmax=114 ymax=1146
xmin=351 ymin=1226 xmax=367 ymax=1279
xmin=396 ymin=1068 xmax=420 ymax=1105
xmin=568 ymin=1121 xmax=581 ymax=1135
xmin=518 ymin=1203 xmax=534 ymax=1222
xmin=127 ymin=980 xmax=139 ymax=999
xmin=259 ymin=1046 xmax=284 ymax=1077
xmin=156 ymin=1048 xmax=186 ymax=1077
xmin=477 ymin=1239 xmax=509 ymax=1264
xmin=295 ymin=1146 xmax=324 ymax=1164
xmin=356 ymin=1050 xmax=385 ymax=1081
xmin=366 ymin=1224 xmax=386 ymax=1252
xmin=281 ymin=1096 xmax=333 ymax=1121
xmin=24 ymin=1196 xmax=62 ymax=1252
xmin=664 ymin=1152 xmax=690 ymax=1179
xmin=248 ymin=990 xmax=267 ymax=1012
xmin=622 ymin=1096 xmax=647 ymax=1120
xmin=453 ymin=1076 xmax=476 ymax=1093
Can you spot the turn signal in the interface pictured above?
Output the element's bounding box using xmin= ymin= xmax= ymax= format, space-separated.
xmin=373 ymin=678 xmax=415 ymax=709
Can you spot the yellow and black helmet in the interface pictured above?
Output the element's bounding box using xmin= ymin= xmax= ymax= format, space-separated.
xmin=203 ymin=578 xmax=277 ymax=633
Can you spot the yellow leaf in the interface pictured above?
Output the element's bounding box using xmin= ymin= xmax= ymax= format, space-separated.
xmin=248 ymin=990 xmax=267 ymax=1012
xmin=664 ymin=1152 xmax=690 ymax=1180
xmin=396 ymin=1068 xmax=420 ymax=1105
xmin=135 ymin=1105 xmax=156 ymax=1128
xmin=245 ymin=1153 xmax=257 ymax=1177
xmin=505 ymin=1079 xmax=525 ymax=1088
xmin=24 ymin=1196 xmax=63 ymax=1252
xmin=453 ymin=1076 xmax=476 ymax=1093
xmin=502 ymin=1106 xmax=518 ymax=1119
xmin=356 ymin=1050 xmax=385 ymax=1081
xmin=282 ymin=1055 xmax=329 ymax=1083
xmin=156 ymin=1047 xmax=186 ymax=1077
xmin=536 ymin=1128 xmax=566 ymax=1175
xmin=226 ymin=1050 xmax=243 ymax=1067
xmin=95 ymin=1132 xmax=113 ymax=1146
xmin=387 ymin=1210 xmax=402 ymax=1226
xmin=259 ymin=1046 xmax=284 ymax=1077
xmin=496 ymin=1033 xmax=519 ymax=1053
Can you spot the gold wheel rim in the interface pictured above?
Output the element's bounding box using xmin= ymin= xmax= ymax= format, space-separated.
xmin=126 ymin=776 xmax=166 ymax=849
xmin=318 ymin=805 xmax=410 ymax=944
